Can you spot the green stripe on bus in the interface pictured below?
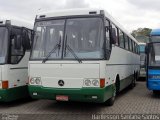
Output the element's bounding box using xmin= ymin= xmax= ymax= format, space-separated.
xmin=28 ymin=74 xmax=133 ymax=103
xmin=28 ymin=84 xmax=114 ymax=103
xmin=0 ymin=86 xmax=29 ymax=102
xmin=120 ymin=74 xmax=134 ymax=91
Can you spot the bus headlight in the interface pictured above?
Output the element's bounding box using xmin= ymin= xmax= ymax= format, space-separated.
xmin=30 ymin=78 xmax=36 ymax=84
xmin=92 ymin=79 xmax=99 ymax=86
xmin=30 ymin=77 xmax=41 ymax=85
xmin=83 ymin=79 xmax=100 ymax=87
xmin=35 ymin=77 xmax=41 ymax=85
xmin=84 ymin=79 xmax=91 ymax=86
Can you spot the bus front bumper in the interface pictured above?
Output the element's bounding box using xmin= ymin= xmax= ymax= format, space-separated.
xmin=147 ymin=80 xmax=160 ymax=90
xmin=0 ymin=86 xmax=29 ymax=102
xmin=28 ymin=85 xmax=114 ymax=103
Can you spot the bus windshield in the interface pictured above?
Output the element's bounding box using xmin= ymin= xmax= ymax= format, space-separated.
xmin=31 ymin=17 xmax=104 ymax=60
xmin=150 ymin=36 xmax=160 ymax=42
xmin=148 ymin=43 xmax=160 ymax=66
xmin=0 ymin=27 xmax=8 ymax=64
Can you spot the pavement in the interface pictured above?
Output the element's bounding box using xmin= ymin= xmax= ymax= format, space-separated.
xmin=0 ymin=80 xmax=160 ymax=120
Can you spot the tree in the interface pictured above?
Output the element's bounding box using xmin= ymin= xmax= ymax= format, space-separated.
xmin=131 ymin=28 xmax=152 ymax=37
xmin=131 ymin=28 xmax=152 ymax=43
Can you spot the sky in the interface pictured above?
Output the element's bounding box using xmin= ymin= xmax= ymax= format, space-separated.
xmin=0 ymin=0 xmax=160 ymax=32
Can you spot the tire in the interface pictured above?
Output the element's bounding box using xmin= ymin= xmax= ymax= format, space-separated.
xmin=115 ymin=76 xmax=120 ymax=95
xmin=153 ymin=90 xmax=160 ymax=95
xmin=104 ymin=84 xmax=116 ymax=106
xmin=130 ymin=73 xmax=136 ymax=89
xmin=136 ymin=72 xmax=138 ymax=81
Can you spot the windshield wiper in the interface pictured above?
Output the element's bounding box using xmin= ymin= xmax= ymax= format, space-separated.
xmin=42 ymin=36 xmax=61 ymax=63
xmin=64 ymin=35 xmax=82 ymax=63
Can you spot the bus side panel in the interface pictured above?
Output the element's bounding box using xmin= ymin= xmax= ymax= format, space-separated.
xmin=106 ymin=46 xmax=140 ymax=91
xmin=147 ymin=69 xmax=160 ymax=90
xmin=0 ymin=52 xmax=30 ymax=102
xmin=100 ymin=61 xmax=115 ymax=101
xmin=5 ymin=52 xmax=29 ymax=88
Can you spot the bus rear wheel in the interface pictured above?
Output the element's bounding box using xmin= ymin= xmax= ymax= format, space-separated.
xmin=130 ymin=73 xmax=136 ymax=89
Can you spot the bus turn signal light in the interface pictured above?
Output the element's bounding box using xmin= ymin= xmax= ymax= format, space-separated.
xmin=100 ymin=78 xmax=105 ymax=88
xmin=2 ymin=81 xmax=9 ymax=89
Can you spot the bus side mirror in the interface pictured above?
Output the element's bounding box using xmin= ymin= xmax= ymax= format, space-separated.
xmin=111 ymin=28 xmax=116 ymax=44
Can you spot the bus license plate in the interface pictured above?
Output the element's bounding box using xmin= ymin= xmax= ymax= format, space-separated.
xmin=56 ymin=95 xmax=69 ymax=101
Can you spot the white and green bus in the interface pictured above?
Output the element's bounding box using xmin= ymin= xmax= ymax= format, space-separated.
xmin=0 ymin=19 xmax=33 ymax=102
xmin=28 ymin=9 xmax=140 ymax=106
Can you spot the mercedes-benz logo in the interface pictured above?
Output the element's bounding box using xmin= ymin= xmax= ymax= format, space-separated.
xmin=58 ymin=80 xmax=64 ymax=86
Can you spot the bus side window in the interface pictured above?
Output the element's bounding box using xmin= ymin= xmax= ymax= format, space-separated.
xmin=133 ymin=42 xmax=136 ymax=53
xmin=134 ymin=43 xmax=137 ymax=53
xmin=133 ymin=42 xmax=135 ymax=53
xmin=135 ymin=44 xmax=138 ymax=54
xmin=23 ymin=29 xmax=32 ymax=50
xmin=128 ymin=36 xmax=130 ymax=51
xmin=10 ymin=28 xmax=25 ymax=64
xmin=130 ymin=39 xmax=133 ymax=52
xmin=124 ymin=34 xmax=129 ymax=50
xmin=119 ymin=30 xmax=125 ymax=48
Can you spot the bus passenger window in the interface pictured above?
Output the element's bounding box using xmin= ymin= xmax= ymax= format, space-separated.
xmin=130 ymin=39 xmax=133 ymax=52
xmin=119 ymin=30 xmax=125 ymax=48
xmin=132 ymin=42 xmax=135 ymax=53
xmin=11 ymin=37 xmax=22 ymax=63
xmin=124 ymin=34 xmax=129 ymax=50
xmin=128 ymin=37 xmax=130 ymax=51
xmin=10 ymin=28 xmax=24 ymax=64
xmin=134 ymin=42 xmax=136 ymax=53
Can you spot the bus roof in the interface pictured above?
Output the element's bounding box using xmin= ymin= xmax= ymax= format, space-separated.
xmin=36 ymin=8 xmax=138 ymax=44
xmin=0 ymin=19 xmax=33 ymax=29
xmin=150 ymin=29 xmax=160 ymax=36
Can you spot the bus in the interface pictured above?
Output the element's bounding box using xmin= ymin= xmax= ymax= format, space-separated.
xmin=146 ymin=29 xmax=160 ymax=94
xmin=28 ymin=9 xmax=140 ymax=106
xmin=0 ymin=19 xmax=33 ymax=102
xmin=139 ymin=42 xmax=146 ymax=78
